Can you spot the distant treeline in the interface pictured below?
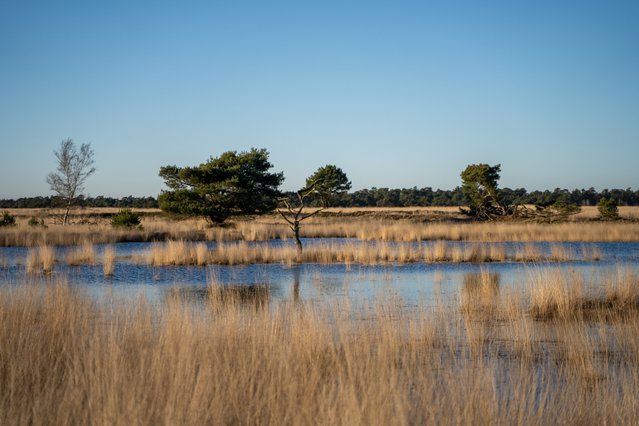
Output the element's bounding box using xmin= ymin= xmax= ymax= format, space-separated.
xmin=0 ymin=196 xmax=158 ymax=209
xmin=324 ymin=187 xmax=639 ymax=208
xmin=1 ymin=187 xmax=638 ymax=209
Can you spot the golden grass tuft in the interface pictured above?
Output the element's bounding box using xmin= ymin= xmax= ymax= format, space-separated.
xmin=144 ymin=240 xmax=210 ymax=266
xmin=25 ymin=245 xmax=55 ymax=274
xmin=66 ymin=241 xmax=96 ymax=265
xmin=103 ymin=245 xmax=116 ymax=276
xmin=528 ymin=268 xmax=639 ymax=321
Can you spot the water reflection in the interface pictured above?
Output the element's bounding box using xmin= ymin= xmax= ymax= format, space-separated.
xmin=462 ymin=270 xmax=501 ymax=294
xmin=167 ymin=284 xmax=270 ymax=308
xmin=292 ymin=266 xmax=301 ymax=303
xmin=460 ymin=270 xmax=501 ymax=319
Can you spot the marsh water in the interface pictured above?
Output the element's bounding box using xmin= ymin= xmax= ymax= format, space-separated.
xmin=1 ymin=239 xmax=638 ymax=306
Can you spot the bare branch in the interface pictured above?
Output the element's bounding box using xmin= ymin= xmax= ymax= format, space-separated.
xmin=300 ymin=207 xmax=325 ymax=222
xmin=277 ymin=209 xmax=295 ymax=226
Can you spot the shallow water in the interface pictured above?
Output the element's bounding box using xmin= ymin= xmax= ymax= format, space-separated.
xmin=1 ymin=239 xmax=638 ymax=306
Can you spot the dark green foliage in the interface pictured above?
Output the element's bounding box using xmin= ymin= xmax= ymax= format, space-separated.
xmin=460 ymin=164 xmax=509 ymax=218
xmin=1 ymin=187 xmax=639 ymax=209
xmin=0 ymin=196 xmax=158 ymax=209
xmin=598 ymin=198 xmax=619 ymax=220
xmin=158 ymin=148 xmax=284 ymax=223
xmin=111 ymin=209 xmax=141 ymax=228
xmin=533 ymin=200 xmax=581 ymax=221
xmin=0 ymin=211 xmax=16 ymax=227
xmin=305 ymin=165 xmax=352 ymax=206
xmin=550 ymin=200 xmax=581 ymax=218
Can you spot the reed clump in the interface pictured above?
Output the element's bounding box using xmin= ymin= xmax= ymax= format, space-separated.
xmin=2 ymin=271 xmax=639 ymax=425
xmin=143 ymin=240 xmax=210 ymax=266
xmin=142 ymin=241 xmax=587 ymax=266
xmin=528 ymin=268 xmax=639 ymax=321
xmin=103 ymin=245 xmax=116 ymax=276
xmin=66 ymin=241 xmax=96 ymax=265
xmin=25 ymin=245 xmax=56 ymax=274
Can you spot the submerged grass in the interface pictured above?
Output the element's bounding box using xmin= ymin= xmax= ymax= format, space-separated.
xmin=1 ymin=268 xmax=639 ymax=425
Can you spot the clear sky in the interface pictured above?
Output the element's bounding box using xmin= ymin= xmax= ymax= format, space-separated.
xmin=1 ymin=0 xmax=638 ymax=198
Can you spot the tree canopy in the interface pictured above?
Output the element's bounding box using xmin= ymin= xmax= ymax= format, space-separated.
xmin=460 ymin=163 xmax=510 ymax=218
xmin=305 ymin=165 xmax=352 ymax=206
xmin=158 ymin=148 xmax=284 ymax=223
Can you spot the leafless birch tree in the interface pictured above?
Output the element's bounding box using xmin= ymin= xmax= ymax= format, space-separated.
xmin=46 ymin=139 xmax=95 ymax=225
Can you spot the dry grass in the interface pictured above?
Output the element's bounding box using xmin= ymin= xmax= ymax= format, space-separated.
xmin=103 ymin=245 xmax=116 ymax=276
xmin=1 ymin=270 xmax=639 ymax=425
xmin=2 ymin=207 xmax=639 ymax=247
xmin=66 ymin=241 xmax=96 ymax=266
xmin=139 ymin=240 xmax=593 ymax=266
xmin=144 ymin=241 xmax=210 ymax=266
xmin=528 ymin=267 xmax=639 ymax=321
xmin=25 ymin=245 xmax=55 ymax=274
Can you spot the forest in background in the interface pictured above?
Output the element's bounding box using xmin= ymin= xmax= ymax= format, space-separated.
xmin=1 ymin=187 xmax=638 ymax=209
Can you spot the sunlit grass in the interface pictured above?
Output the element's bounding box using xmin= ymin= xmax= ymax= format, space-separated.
xmin=2 ymin=207 xmax=639 ymax=247
xmin=1 ymin=268 xmax=639 ymax=425
xmin=137 ymin=240 xmax=597 ymax=266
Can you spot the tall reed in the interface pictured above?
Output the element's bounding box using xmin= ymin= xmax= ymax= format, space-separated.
xmin=66 ymin=241 xmax=96 ymax=265
xmin=103 ymin=245 xmax=116 ymax=276
xmin=141 ymin=241 xmax=585 ymax=266
xmin=3 ymin=215 xmax=639 ymax=247
xmin=1 ymin=273 xmax=639 ymax=425
xmin=25 ymin=245 xmax=55 ymax=274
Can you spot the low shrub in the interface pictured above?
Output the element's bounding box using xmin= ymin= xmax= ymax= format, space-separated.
xmin=598 ymin=198 xmax=619 ymax=220
xmin=0 ymin=211 xmax=16 ymax=227
xmin=111 ymin=209 xmax=141 ymax=228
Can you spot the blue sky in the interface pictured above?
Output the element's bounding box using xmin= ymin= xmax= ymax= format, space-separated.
xmin=1 ymin=0 xmax=638 ymax=198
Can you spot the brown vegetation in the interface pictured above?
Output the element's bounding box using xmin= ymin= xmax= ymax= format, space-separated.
xmin=1 ymin=268 xmax=639 ymax=424
xmin=1 ymin=207 xmax=639 ymax=247
xmin=103 ymin=245 xmax=116 ymax=276
xmin=139 ymin=240 xmax=601 ymax=266
xmin=25 ymin=245 xmax=55 ymax=274
xmin=66 ymin=241 xmax=96 ymax=266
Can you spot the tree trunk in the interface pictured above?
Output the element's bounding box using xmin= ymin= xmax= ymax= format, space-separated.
xmin=293 ymin=221 xmax=303 ymax=254
xmin=63 ymin=199 xmax=72 ymax=225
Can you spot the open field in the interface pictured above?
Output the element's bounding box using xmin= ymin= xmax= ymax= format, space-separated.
xmin=1 ymin=269 xmax=639 ymax=425
xmin=4 ymin=205 xmax=639 ymax=221
xmin=2 ymin=206 xmax=639 ymax=424
xmin=1 ymin=206 xmax=639 ymax=247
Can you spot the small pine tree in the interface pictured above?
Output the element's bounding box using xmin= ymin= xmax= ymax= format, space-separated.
xmin=597 ymin=198 xmax=619 ymax=220
xmin=111 ymin=209 xmax=141 ymax=228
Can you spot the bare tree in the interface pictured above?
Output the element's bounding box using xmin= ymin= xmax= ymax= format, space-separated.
xmin=46 ymin=139 xmax=95 ymax=225
xmin=278 ymin=181 xmax=325 ymax=253
xmin=278 ymin=165 xmax=351 ymax=253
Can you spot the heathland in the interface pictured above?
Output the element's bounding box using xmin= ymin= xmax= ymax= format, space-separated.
xmin=2 ymin=269 xmax=639 ymax=424
xmin=1 ymin=206 xmax=639 ymax=425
